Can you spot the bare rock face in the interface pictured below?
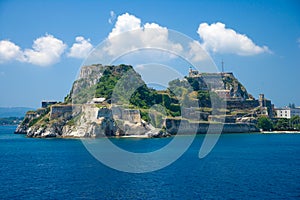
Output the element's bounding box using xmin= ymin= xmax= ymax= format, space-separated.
xmin=67 ymin=64 xmax=104 ymax=104
xmin=15 ymin=123 xmax=29 ymax=134
xmin=61 ymin=105 xmax=151 ymax=138
xmin=61 ymin=105 xmax=115 ymax=137
xmin=79 ymin=65 xmax=103 ymax=80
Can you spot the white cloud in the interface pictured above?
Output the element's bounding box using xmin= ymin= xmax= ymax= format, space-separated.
xmin=108 ymin=13 xmax=141 ymax=38
xmin=68 ymin=36 xmax=93 ymax=59
xmin=297 ymin=38 xmax=300 ymax=47
xmin=0 ymin=34 xmax=66 ymax=66
xmin=108 ymin=11 xmax=116 ymax=24
xmin=23 ymin=34 xmax=67 ymax=66
xmin=0 ymin=40 xmax=24 ymax=63
xmin=104 ymin=13 xmax=183 ymax=57
xmin=197 ymin=22 xmax=270 ymax=56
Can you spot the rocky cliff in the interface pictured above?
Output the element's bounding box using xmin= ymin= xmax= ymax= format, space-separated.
xmin=65 ymin=64 xmax=104 ymax=104
xmin=187 ymin=72 xmax=250 ymax=100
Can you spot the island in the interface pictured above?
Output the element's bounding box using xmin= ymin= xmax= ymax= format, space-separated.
xmin=14 ymin=64 xmax=299 ymax=138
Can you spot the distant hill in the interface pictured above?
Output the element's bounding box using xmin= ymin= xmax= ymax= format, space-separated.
xmin=0 ymin=107 xmax=35 ymax=118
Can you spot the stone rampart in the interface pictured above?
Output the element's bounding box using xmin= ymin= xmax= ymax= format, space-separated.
xmin=165 ymin=118 xmax=259 ymax=135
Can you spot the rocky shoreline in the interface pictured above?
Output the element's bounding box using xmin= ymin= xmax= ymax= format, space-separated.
xmin=14 ymin=104 xmax=259 ymax=138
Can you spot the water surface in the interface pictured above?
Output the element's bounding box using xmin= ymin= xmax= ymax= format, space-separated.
xmin=0 ymin=126 xmax=299 ymax=199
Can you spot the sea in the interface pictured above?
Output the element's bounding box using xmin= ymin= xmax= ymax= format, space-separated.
xmin=0 ymin=125 xmax=299 ymax=199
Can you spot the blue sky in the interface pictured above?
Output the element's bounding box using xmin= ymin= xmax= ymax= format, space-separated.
xmin=0 ymin=0 xmax=299 ymax=108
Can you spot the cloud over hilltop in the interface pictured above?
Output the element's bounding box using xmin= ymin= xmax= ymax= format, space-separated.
xmin=197 ymin=22 xmax=270 ymax=55
xmin=104 ymin=13 xmax=183 ymax=57
xmin=68 ymin=36 xmax=93 ymax=59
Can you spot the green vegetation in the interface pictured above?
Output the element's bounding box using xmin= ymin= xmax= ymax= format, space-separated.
xmin=95 ymin=65 xmax=132 ymax=100
xmin=28 ymin=116 xmax=42 ymax=127
xmin=140 ymin=109 xmax=151 ymax=122
xmin=168 ymin=77 xmax=223 ymax=108
xmin=66 ymin=113 xmax=81 ymax=126
xmin=288 ymin=103 xmax=296 ymax=109
xmin=257 ymin=116 xmax=274 ymax=131
xmin=22 ymin=108 xmax=50 ymax=128
xmin=290 ymin=116 xmax=300 ymax=130
xmin=274 ymin=118 xmax=289 ymax=130
xmin=93 ymin=65 xmax=182 ymax=121
xmin=71 ymin=83 xmax=97 ymax=104
xmin=274 ymin=116 xmax=300 ymax=131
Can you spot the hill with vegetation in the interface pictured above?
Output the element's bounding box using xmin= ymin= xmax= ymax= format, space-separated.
xmin=15 ymin=64 xmax=263 ymax=137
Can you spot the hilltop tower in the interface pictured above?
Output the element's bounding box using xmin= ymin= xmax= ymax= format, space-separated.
xmin=188 ymin=67 xmax=200 ymax=77
xmin=259 ymin=94 xmax=265 ymax=107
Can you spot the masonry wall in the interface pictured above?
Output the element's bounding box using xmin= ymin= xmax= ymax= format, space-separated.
xmin=226 ymin=100 xmax=260 ymax=110
xmin=165 ymin=118 xmax=259 ymax=134
xmin=50 ymin=105 xmax=73 ymax=119
xmin=111 ymin=107 xmax=141 ymax=123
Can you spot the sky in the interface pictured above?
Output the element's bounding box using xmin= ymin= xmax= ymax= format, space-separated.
xmin=0 ymin=0 xmax=299 ymax=108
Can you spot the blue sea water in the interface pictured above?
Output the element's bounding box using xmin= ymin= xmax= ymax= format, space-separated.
xmin=0 ymin=126 xmax=300 ymax=199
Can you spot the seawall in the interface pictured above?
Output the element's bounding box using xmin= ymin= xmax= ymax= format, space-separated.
xmin=165 ymin=118 xmax=259 ymax=135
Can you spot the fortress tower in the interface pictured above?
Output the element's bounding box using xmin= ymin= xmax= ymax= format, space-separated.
xmin=259 ymin=94 xmax=265 ymax=107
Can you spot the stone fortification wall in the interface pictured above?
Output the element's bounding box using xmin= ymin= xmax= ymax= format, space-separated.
xmin=165 ymin=118 xmax=259 ymax=135
xmin=112 ymin=107 xmax=141 ymax=123
xmin=182 ymin=108 xmax=209 ymax=121
xmin=50 ymin=105 xmax=73 ymax=119
xmin=226 ymin=100 xmax=259 ymax=110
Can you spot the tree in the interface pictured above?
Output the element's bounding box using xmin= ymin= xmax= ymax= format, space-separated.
xmin=274 ymin=118 xmax=290 ymax=130
xmin=288 ymin=103 xmax=296 ymax=108
xmin=290 ymin=116 xmax=300 ymax=130
xmin=257 ymin=116 xmax=274 ymax=131
xmin=197 ymin=90 xmax=211 ymax=107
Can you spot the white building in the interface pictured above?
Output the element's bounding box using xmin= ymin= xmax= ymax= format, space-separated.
xmin=276 ymin=107 xmax=300 ymax=119
xmin=91 ymin=98 xmax=106 ymax=104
